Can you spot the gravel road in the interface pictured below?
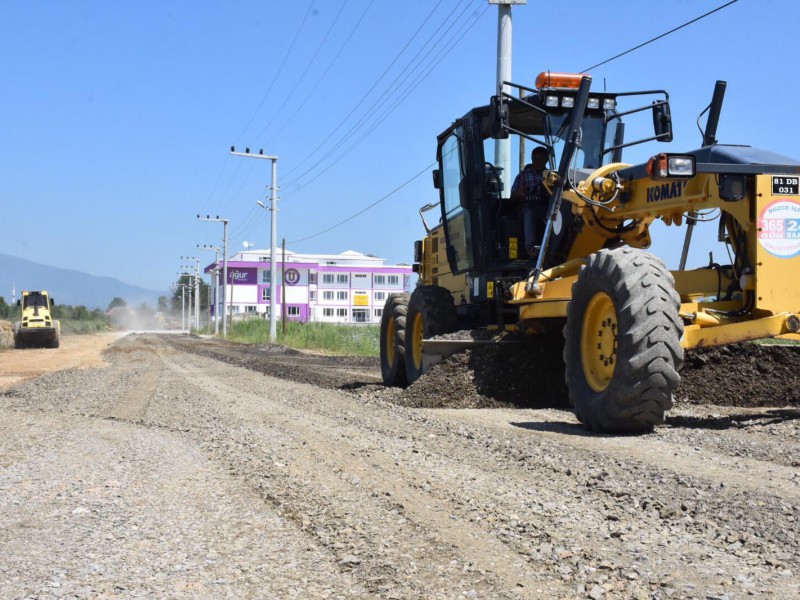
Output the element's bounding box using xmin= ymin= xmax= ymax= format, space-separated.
xmin=1 ymin=333 xmax=799 ymax=599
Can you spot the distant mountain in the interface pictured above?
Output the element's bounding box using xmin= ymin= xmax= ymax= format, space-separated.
xmin=0 ymin=253 xmax=165 ymax=310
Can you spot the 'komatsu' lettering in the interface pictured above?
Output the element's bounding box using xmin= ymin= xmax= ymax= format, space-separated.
xmin=646 ymin=181 xmax=687 ymax=203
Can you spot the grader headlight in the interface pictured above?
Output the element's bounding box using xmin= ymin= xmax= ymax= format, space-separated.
xmin=646 ymin=153 xmax=696 ymax=180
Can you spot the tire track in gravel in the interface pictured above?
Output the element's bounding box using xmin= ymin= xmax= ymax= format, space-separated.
xmin=450 ymin=409 xmax=800 ymax=502
xmin=154 ymin=341 xmax=571 ymax=598
xmin=146 ymin=335 xmax=800 ymax=598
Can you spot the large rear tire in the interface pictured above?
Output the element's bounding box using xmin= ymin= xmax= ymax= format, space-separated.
xmin=380 ymin=293 xmax=410 ymax=386
xmin=405 ymin=285 xmax=457 ymax=384
xmin=564 ymin=247 xmax=684 ymax=432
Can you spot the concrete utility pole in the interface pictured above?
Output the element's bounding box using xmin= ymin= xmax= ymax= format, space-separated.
xmin=174 ymin=280 xmax=187 ymax=331
xmin=181 ymin=256 xmax=200 ymax=331
xmin=197 ymin=244 xmax=221 ymax=335
xmin=491 ymin=0 xmax=526 ymax=188
xmin=233 ymin=146 xmax=279 ymax=343
xmin=198 ymin=215 xmax=230 ymax=337
xmin=176 ymin=274 xmax=191 ymax=331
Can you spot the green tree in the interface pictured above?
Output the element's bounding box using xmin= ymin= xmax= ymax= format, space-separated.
xmin=157 ymin=296 xmax=168 ymax=312
xmin=0 ymin=296 xmax=9 ymax=319
xmin=108 ymin=297 xmax=127 ymax=311
xmin=171 ymin=276 xmax=210 ymax=311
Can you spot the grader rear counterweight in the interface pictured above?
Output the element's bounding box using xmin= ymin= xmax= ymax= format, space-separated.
xmin=380 ymin=72 xmax=800 ymax=433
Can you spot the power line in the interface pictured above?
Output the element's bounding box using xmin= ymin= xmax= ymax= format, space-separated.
xmin=581 ymin=0 xmax=739 ymax=73
xmin=289 ymin=161 xmax=436 ymax=244
xmin=281 ymin=0 xmax=481 ymax=195
xmin=253 ymin=0 xmax=350 ymax=142
xmin=279 ymin=0 xmax=451 ymax=183
xmin=281 ymin=2 xmax=488 ymax=198
xmin=233 ymin=1 xmax=317 ymax=144
xmin=262 ymin=0 xmax=377 ymax=147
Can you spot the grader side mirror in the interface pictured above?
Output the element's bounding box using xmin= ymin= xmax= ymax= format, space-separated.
xmin=653 ymin=100 xmax=673 ymax=142
xmin=489 ymin=95 xmax=510 ymax=139
xmin=432 ymin=169 xmax=441 ymax=190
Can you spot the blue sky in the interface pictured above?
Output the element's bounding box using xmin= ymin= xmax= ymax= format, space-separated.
xmin=2 ymin=0 xmax=797 ymax=292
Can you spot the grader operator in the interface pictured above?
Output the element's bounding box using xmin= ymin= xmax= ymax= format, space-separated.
xmin=380 ymin=72 xmax=800 ymax=433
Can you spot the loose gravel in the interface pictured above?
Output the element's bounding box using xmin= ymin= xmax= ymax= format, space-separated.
xmin=1 ymin=333 xmax=799 ymax=599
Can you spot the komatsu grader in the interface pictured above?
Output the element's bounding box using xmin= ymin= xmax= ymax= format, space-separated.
xmin=380 ymin=72 xmax=800 ymax=433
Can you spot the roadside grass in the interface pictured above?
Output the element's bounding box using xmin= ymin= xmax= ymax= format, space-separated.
xmin=754 ymin=337 xmax=800 ymax=346
xmin=227 ymin=319 xmax=380 ymax=357
xmin=60 ymin=318 xmax=111 ymax=335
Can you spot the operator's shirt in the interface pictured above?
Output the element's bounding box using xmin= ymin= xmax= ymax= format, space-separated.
xmin=511 ymin=165 xmax=548 ymax=206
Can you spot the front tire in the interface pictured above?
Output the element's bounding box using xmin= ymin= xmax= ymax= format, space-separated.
xmin=405 ymin=285 xmax=457 ymax=384
xmin=564 ymin=248 xmax=684 ymax=432
xmin=380 ymin=293 xmax=409 ymax=386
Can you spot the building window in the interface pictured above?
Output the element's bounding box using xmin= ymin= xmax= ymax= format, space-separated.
xmin=323 ymin=308 xmax=334 ymax=317
xmin=322 ymin=291 xmax=334 ymax=301
xmin=374 ymin=291 xmax=386 ymax=301
xmin=337 ymin=291 xmax=348 ymax=301
xmin=287 ymin=306 xmax=300 ymax=316
xmin=374 ymin=274 xmax=386 ymax=285
xmin=337 ymin=274 xmax=349 ymax=284
xmin=374 ymin=308 xmax=383 ymax=318
xmin=337 ymin=308 xmax=348 ymax=318
xmin=309 ymin=290 xmax=316 ymax=301
xmin=261 ymin=270 xmax=271 ymax=283
xmin=261 ymin=288 xmax=270 ymax=301
xmin=245 ymin=305 xmax=257 ymax=313
xmin=323 ymin=273 xmax=335 ymax=284
xmin=309 ymin=272 xmax=317 ymax=284
xmin=353 ymin=308 xmax=368 ymax=323
xmin=388 ymin=275 xmax=400 ymax=285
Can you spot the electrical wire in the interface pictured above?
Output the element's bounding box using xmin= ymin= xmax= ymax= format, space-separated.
xmin=288 ymin=161 xmax=436 ymax=244
xmin=262 ymin=0 xmax=377 ymax=147
xmin=233 ymin=1 xmax=317 ymax=144
xmin=283 ymin=2 xmax=488 ymax=198
xmin=281 ymin=0 xmax=485 ymax=197
xmin=279 ymin=0 xmax=451 ymax=183
xmin=253 ymin=0 xmax=350 ymax=143
xmin=580 ymin=0 xmax=739 ymax=73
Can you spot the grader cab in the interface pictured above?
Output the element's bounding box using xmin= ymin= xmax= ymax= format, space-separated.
xmin=380 ymin=72 xmax=800 ymax=433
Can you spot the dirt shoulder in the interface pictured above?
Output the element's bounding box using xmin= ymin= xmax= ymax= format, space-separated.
xmin=0 ymin=331 xmax=127 ymax=390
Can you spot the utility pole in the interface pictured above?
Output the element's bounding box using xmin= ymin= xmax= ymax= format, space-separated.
xmin=198 ymin=244 xmax=221 ymax=335
xmin=181 ymin=256 xmax=200 ymax=331
xmin=232 ymin=146 xmax=279 ymax=343
xmin=198 ymin=215 xmax=229 ymax=337
xmin=175 ymin=281 xmax=188 ymax=331
xmin=281 ymin=238 xmax=286 ymax=335
xmin=491 ymin=0 xmax=526 ymax=188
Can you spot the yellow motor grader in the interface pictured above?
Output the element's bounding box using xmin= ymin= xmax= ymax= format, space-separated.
xmin=380 ymin=72 xmax=800 ymax=433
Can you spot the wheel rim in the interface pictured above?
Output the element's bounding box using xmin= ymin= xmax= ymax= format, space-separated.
xmin=385 ymin=318 xmax=396 ymax=365
xmin=411 ymin=312 xmax=424 ymax=371
xmin=580 ymin=291 xmax=618 ymax=392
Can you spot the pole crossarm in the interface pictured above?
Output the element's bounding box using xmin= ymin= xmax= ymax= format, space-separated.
xmin=197 ymin=214 xmax=230 ymax=338
xmin=233 ymin=145 xmax=279 ymax=343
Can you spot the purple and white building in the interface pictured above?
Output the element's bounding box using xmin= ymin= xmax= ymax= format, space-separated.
xmin=204 ymin=249 xmax=413 ymax=324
